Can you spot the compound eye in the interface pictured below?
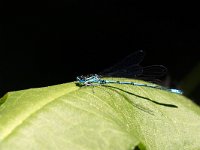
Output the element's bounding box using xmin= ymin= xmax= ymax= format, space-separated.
xmin=77 ymin=76 xmax=84 ymax=81
xmin=82 ymin=76 xmax=87 ymax=80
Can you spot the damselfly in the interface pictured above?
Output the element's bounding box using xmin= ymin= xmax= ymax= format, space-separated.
xmin=76 ymin=50 xmax=183 ymax=94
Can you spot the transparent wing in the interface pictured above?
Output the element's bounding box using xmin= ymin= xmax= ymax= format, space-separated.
xmin=100 ymin=50 xmax=167 ymax=80
xmin=100 ymin=50 xmax=145 ymax=76
xmin=102 ymin=65 xmax=143 ymax=78
xmin=134 ymin=65 xmax=168 ymax=85
xmin=140 ymin=65 xmax=167 ymax=78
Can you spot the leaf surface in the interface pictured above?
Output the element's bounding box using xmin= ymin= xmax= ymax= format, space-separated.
xmin=0 ymin=78 xmax=200 ymax=150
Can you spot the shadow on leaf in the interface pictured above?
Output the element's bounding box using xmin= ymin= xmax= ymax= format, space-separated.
xmin=104 ymin=85 xmax=178 ymax=108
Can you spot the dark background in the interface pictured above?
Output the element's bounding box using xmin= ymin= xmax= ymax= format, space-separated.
xmin=0 ymin=2 xmax=199 ymax=103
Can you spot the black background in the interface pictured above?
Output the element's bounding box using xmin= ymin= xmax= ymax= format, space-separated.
xmin=0 ymin=2 xmax=199 ymax=102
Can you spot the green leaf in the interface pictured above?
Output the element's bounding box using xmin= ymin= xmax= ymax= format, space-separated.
xmin=0 ymin=78 xmax=200 ymax=150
